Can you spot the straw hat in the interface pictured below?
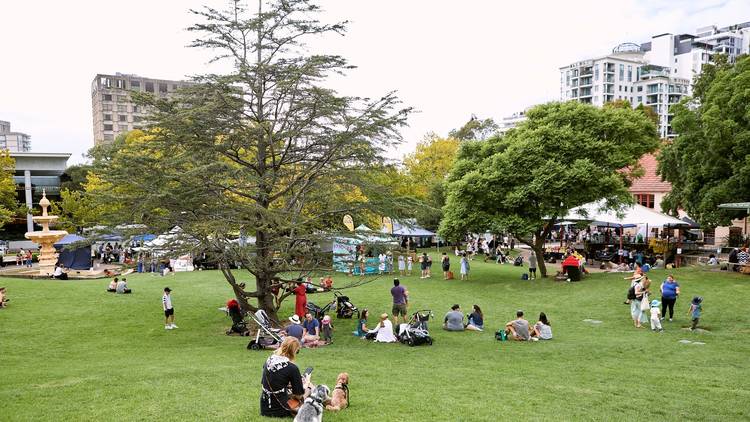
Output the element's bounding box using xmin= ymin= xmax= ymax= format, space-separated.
xmin=289 ymin=315 xmax=301 ymax=324
xmin=380 ymin=313 xmax=388 ymax=319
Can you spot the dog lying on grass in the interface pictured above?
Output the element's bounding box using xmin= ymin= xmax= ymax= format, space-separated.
xmin=325 ymin=372 xmax=349 ymax=411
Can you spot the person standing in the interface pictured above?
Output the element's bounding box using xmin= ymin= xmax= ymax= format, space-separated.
xmin=688 ymin=296 xmax=703 ymax=331
xmin=419 ymin=253 xmax=428 ymax=279
xmin=660 ymin=274 xmax=680 ymax=322
xmin=460 ymin=253 xmax=470 ymax=280
xmin=528 ymin=251 xmax=537 ymax=280
xmin=397 ymin=255 xmax=405 ymax=276
xmin=162 ymin=287 xmax=177 ymax=330
xmin=291 ymin=280 xmax=307 ymax=319
xmin=630 ymin=276 xmax=647 ymax=328
xmin=390 ymin=279 xmax=409 ymax=327
xmin=441 ymin=252 xmax=450 ymax=280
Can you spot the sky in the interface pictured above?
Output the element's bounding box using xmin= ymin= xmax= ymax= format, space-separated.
xmin=1 ymin=0 xmax=749 ymax=165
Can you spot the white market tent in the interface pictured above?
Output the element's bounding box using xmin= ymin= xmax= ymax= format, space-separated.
xmin=562 ymin=202 xmax=688 ymax=228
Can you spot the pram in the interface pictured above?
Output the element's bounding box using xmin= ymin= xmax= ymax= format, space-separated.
xmin=307 ymin=298 xmax=336 ymax=323
xmin=246 ymin=310 xmax=283 ymax=351
xmin=398 ymin=310 xmax=434 ymax=347
xmin=334 ymin=291 xmax=357 ymax=319
xmin=226 ymin=303 xmax=250 ymax=336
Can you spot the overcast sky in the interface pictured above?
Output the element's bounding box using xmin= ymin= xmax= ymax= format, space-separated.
xmin=1 ymin=0 xmax=749 ymax=164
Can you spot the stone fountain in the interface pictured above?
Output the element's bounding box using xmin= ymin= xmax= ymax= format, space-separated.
xmin=25 ymin=190 xmax=68 ymax=276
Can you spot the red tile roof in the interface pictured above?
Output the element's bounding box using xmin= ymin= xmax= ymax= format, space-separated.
xmin=629 ymin=153 xmax=672 ymax=193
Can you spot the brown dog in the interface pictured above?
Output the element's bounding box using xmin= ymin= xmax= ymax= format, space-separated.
xmin=325 ymin=372 xmax=349 ymax=411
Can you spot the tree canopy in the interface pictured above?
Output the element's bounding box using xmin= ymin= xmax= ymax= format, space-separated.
xmin=658 ymin=54 xmax=750 ymax=227
xmin=84 ymin=0 xmax=410 ymax=319
xmin=440 ymin=101 xmax=659 ymax=276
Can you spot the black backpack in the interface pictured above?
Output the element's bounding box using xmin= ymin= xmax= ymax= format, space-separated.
xmin=627 ymin=285 xmax=637 ymax=300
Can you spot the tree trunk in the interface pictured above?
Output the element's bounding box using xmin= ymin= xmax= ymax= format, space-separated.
xmin=532 ymin=239 xmax=548 ymax=278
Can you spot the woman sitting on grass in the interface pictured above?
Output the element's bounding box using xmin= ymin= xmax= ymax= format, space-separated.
xmin=465 ymin=304 xmax=484 ymax=331
xmin=107 ymin=278 xmax=118 ymax=292
xmin=532 ymin=312 xmax=552 ymax=340
xmin=0 ymin=287 xmax=8 ymax=308
xmin=354 ymin=309 xmax=370 ymax=338
xmin=368 ymin=313 xmax=397 ymax=342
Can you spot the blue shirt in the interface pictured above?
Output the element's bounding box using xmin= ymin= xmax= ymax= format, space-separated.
xmin=468 ymin=312 xmax=483 ymax=328
xmin=661 ymin=280 xmax=679 ymax=299
xmin=302 ymin=318 xmax=320 ymax=334
xmin=285 ymin=324 xmax=303 ymax=340
xmin=690 ymin=303 xmax=702 ymax=319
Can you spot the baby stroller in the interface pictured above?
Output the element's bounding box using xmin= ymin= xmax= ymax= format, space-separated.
xmin=246 ymin=310 xmax=283 ymax=351
xmin=398 ymin=310 xmax=434 ymax=347
xmin=226 ymin=299 xmax=250 ymax=336
xmin=335 ymin=291 xmax=357 ymax=319
xmin=513 ymin=256 xmax=523 ymax=266
xmin=306 ymin=298 xmax=336 ymax=323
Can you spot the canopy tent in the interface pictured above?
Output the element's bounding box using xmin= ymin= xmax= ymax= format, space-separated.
xmin=562 ymin=202 xmax=688 ymax=228
xmin=54 ymin=234 xmax=92 ymax=270
xmin=718 ymin=202 xmax=749 ymax=234
xmin=355 ymin=224 xmax=373 ymax=232
xmin=131 ymin=234 xmax=156 ymax=243
xmin=680 ymin=216 xmax=701 ymax=229
xmin=388 ymin=220 xmax=436 ymax=237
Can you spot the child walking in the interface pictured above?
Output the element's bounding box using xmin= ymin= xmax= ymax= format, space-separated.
xmin=321 ymin=315 xmax=334 ymax=344
xmin=650 ymin=299 xmax=663 ymax=331
xmin=407 ymin=255 xmax=413 ymax=276
xmin=688 ymin=296 xmax=703 ymax=331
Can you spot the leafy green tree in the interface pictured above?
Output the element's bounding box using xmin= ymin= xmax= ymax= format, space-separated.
xmin=86 ymin=0 xmax=410 ymax=319
xmin=657 ymin=55 xmax=750 ymax=227
xmin=60 ymin=164 xmax=93 ymax=192
xmin=0 ymin=150 xmax=19 ymax=228
xmin=449 ymin=116 xmax=499 ymax=141
xmin=440 ymin=101 xmax=659 ymax=276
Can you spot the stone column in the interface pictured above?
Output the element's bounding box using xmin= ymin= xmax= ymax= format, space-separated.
xmin=24 ymin=170 xmax=33 ymax=232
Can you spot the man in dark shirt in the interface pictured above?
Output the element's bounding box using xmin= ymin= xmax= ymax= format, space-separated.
xmin=302 ymin=312 xmax=320 ymax=344
xmin=390 ymin=279 xmax=409 ymax=326
xmin=285 ymin=314 xmax=304 ymax=340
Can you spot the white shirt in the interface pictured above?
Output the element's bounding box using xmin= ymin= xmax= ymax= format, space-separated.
xmin=53 ymin=267 xmax=63 ymax=276
xmin=650 ymin=307 xmax=661 ymax=320
xmin=162 ymin=293 xmax=173 ymax=310
xmin=372 ymin=319 xmax=397 ymax=343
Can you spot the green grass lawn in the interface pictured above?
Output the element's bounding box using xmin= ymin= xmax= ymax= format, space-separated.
xmin=1 ymin=254 xmax=749 ymax=421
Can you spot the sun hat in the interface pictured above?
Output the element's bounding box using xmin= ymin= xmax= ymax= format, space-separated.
xmin=650 ymin=299 xmax=660 ymax=307
xmin=380 ymin=313 xmax=388 ymax=319
xmin=322 ymin=315 xmax=331 ymax=324
xmin=289 ymin=315 xmax=301 ymax=324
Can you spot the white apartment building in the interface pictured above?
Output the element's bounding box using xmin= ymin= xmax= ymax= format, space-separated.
xmin=560 ymin=21 xmax=750 ymax=139
xmin=498 ymin=109 xmax=529 ymax=133
xmin=0 ymin=120 xmax=32 ymax=152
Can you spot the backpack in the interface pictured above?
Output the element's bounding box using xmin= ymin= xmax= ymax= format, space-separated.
xmin=495 ymin=329 xmax=507 ymax=341
xmin=627 ymin=285 xmax=637 ymax=300
xmin=521 ymin=273 xmax=529 ymax=280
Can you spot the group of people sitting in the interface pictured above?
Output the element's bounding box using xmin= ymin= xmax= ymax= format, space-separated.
xmin=501 ymin=310 xmax=553 ymax=341
xmin=52 ymin=264 xmax=69 ymax=280
xmin=352 ymin=309 xmax=398 ymax=342
xmin=283 ymin=312 xmax=334 ymax=347
xmin=106 ymin=277 xmax=131 ymax=294
xmin=443 ymin=304 xmax=484 ymax=331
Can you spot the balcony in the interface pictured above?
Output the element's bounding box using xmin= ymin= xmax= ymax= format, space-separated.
xmin=579 ymin=77 xmax=593 ymax=86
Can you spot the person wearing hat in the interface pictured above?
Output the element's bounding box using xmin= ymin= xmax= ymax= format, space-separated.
xmin=688 ymin=296 xmax=703 ymax=331
xmin=162 ymin=287 xmax=177 ymax=330
xmin=630 ymin=275 xmax=648 ymax=328
xmin=284 ymin=315 xmax=304 ymax=341
xmin=649 ymin=299 xmax=663 ymax=332
xmin=369 ymin=313 xmax=397 ymax=343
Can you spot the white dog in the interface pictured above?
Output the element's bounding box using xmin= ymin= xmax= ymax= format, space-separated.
xmin=294 ymin=384 xmax=330 ymax=422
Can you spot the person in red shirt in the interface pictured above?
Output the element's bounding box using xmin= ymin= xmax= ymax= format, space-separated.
xmin=561 ymin=254 xmax=579 ymax=273
xmin=292 ymin=280 xmax=307 ymax=318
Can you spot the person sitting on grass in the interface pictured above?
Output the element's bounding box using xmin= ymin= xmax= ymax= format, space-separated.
xmin=301 ymin=312 xmax=321 ymax=346
xmin=115 ymin=277 xmax=131 ymax=294
xmin=354 ymin=309 xmax=370 ymax=338
xmin=52 ymin=264 xmax=69 ymax=280
xmin=443 ymin=304 xmax=465 ymax=331
xmin=285 ymin=315 xmax=304 ymax=341
xmin=0 ymin=287 xmax=8 ymax=308
xmin=505 ymin=310 xmax=531 ymax=341
xmin=107 ymin=278 xmax=118 ymax=292
xmin=465 ymin=304 xmax=484 ymax=331
xmin=368 ymin=313 xmax=397 ymax=343
xmin=531 ymin=312 xmax=552 ymax=340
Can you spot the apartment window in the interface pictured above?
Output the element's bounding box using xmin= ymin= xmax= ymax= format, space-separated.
xmin=627 ymin=65 xmax=632 ymax=82
xmin=117 ymin=105 xmax=127 ymax=112
xmin=594 ymin=64 xmax=599 ymax=81
xmin=132 ymin=105 xmax=140 ymax=113
xmin=103 ymin=94 xmax=113 ymax=101
xmin=172 ymin=84 xmax=178 ymax=90
xmin=100 ymin=77 xmax=111 ymax=87
xmin=634 ymin=193 xmax=655 ymax=208
xmin=118 ymin=124 xmax=129 ymax=131
xmin=566 ymin=71 xmax=570 ymax=87
xmin=618 ymin=85 xmax=621 ymax=92
xmin=103 ymin=124 xmax=113 ymax=131
xmin=637 ymin=86 xmax=643 ymax=92
xmin=116 ymin=79 xmax=125 ymax=89
xmin=133 ymin=116 xmax=142 ymax=122
xmin=145 ymin=82 xmax=154 ymax=93
xmin=619 ymin=64 xmax=624 ymax=81
xmin=637 ymin=96 xmax=642 ymax=103
xmin=158 ymin=83 xmax=168 ymax=93
xmin=118 ymin=115 xmax=127 ymax=122
xmin=103 ymin=134 xmax=114 ymax=141
xmin=102 ymin=104 xmax=112 ymax=112
xmin=130 ymin=80 xmax=141 ymax=90
xmin=117 ymin=95 xmax=128 ymax=102
xmin=103 ymin=113 xmax=112 ymax=121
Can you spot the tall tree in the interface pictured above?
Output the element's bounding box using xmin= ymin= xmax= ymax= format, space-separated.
xmin=440 ymin=101 xmax=659 ymax=277
xmin=85 ymin=0 xmax=409 ymax=320
xmin=0 ymin=151 xmax=19 ymax=228
xmin=658 ymin=55 xmax=750 ymax=227
xmin=449 ymin=115 xmax=499 ymax=141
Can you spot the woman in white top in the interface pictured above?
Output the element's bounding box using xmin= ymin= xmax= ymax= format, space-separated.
xmin=532 ymin=312 xmax=552 ymax=340
xmin=369 ymin=313 xmax=397 ymax=343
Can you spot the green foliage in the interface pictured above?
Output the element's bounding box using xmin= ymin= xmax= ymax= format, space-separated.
xmin=1 ymin=265 xmax=749 ymax=420
xmin=658 ymin=55 xmax=750 ymax=227
xmin=59 ymin=164 xmax=93 ymax=192
xmin=448 ymin=115 xmax=499 ymax=141
xmin=84 ymin=0 xmax=410 ymax=318
xmin=0 ymin=150 xmax=19 ymax=228
xmin=440 ymin=101 xmax=659 ymax=275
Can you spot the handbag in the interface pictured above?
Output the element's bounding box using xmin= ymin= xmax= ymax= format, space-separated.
xmin=640 ymin=293 xmax=650 ymax=311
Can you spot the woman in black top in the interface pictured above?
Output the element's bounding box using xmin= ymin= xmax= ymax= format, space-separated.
xmin=441 ymin=253 xmax=450 ymax=279
xmin=260 ymin=337 xmax=309 ymax=418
